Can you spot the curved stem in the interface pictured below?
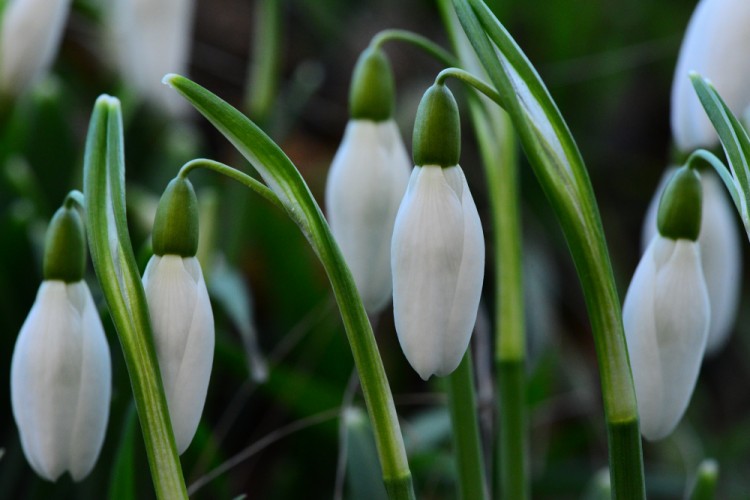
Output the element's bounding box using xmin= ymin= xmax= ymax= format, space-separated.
xmin=178 ymin=158 xmax=284 ymax=211
xmin=370 ymin=29 xmax=458 ymax=67
xmin=436 ymin=68 xmax=504 ymax=107
xmin=685 ymin=149 xmax=741 ymax=211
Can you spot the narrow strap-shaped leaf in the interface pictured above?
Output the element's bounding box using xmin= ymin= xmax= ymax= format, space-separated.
xmin=83 ymin=95 xmax=187 ymax=499
xmin=691 ymin=74 xmax=750 ymax=233
xmin=451 ymin=1 xmax=644 ymax=497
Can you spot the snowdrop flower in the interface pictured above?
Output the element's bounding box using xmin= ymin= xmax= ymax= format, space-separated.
xmin=640 ymin=0 xmax=748 ymax=353
xmin=142 ymin=176 xmax=214 ymax=454
xmin=106 ymin=0 xmax=195 ymax=116
xmin=326 ymin=47 xmax=410 ymax=314
xmin=625 ymin=167 xmax=710 ymax=441
xmin=0 ymin=0 xmax=72 ymax=98
xmin=11 ymin=203 xmax=111 ymax=481
xmin=642 ymin=168 xmax=740 ymax=354
xmin=671 ymin=0 xmax=750 ymax=151
xmin=392 ymin=83 xmax=484 ymax=380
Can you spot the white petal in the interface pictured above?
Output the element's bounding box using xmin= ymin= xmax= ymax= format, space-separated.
xmin=624 ymin=238 xmax=710 ymax=440
xmin=671 ymin=0 xmax=750 ymax=150
xmin=143 ymin=255 xmax=215 ymax=454
xmin=325 ymin=119 xmax=410 ymax=314
xmin=0 ymin=0 xmax=71 ymax=96
xmin=641 ymin=168 xmax=741 ymax=354
xmin=67 ymin=282 xmax=112 ymax=481
xmin=106 ymin=0 xmax=195 ymax=116
xmin=11 ymin=280 xmax=111 ymax=482
xmin=392 ymin=165 xmax=484 ymax=380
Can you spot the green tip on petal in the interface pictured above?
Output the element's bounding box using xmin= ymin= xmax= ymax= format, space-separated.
xmin=152 ymin=177 xmax=199 ymax=257
xmin=412 ymin=83 xmax=460 ymax=167
xmin=43 ymin=205 xmax=86 ymax=282
xmin=657 ymin=167 xmax=702 ymax=241
xmin=349 ymin=47 xmax=395 ymax=122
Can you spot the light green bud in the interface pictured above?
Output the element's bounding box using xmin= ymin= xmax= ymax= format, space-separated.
xmin=412 ymin=83 xmax=460 ymax=168
xmin=152 ymin=177 xmax=199 ymax=257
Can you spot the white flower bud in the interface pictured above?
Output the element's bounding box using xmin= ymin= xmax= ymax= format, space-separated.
xmin=106 ymin=0 xmax=195 ymax=116
xmin=623 ymin=236 xmax=710 ymax=441
xmin=671 ymin=0 xmax=750 ymax=151
xmin=11 ymin=280 xmax=111 ymax=481
xmin=325 ymin=119 xmax=410 ymax=314
xmin=142 ymin=254 xmax=214 ymax=454
xmin=0 ymin=0 xmax=72 ymax=97
xmin=641 ymin=168 xmax=740 ymax=354
xmin=391 ymin=164 xmax=484 ymax=380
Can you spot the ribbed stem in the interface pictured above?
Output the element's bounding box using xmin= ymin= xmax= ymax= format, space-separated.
xmin=497 ymin=360 xmax=527 ymax=500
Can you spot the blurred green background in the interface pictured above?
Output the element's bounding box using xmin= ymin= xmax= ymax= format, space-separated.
xmin=1 ymin=0 xmax=748 ymax=498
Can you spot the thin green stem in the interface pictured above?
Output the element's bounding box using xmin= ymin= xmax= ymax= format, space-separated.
xmin=497 ymin=361 xmax=526 ymax=500
xmin=370 ymin=29 xmax=458 ymax=67
xmin=245 ymin=0 xmax=281 ymax=124
xmin=436 ymin=68 xmax=503 ymax=107
xmin=83 ymin=95 xmax=187 ymax=499
xmin=685 ymin=149 xmax=741 ymax=210
xmin=446 ymin=352 xmax=488 ymax=500
xmin=178 ymin=158 xmax=284 ymax=211
xmin=64 ymin=189 xmax=85 ymax=210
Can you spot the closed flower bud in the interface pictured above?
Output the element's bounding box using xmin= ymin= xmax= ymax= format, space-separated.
xmin=391 ymin=84 xmax=484 ymax=380
xmin=642 ymin=168 xmax=741 ymax=354
xmin=625 ymin=168 xmax=710 ymax=440
xmin=671 ymin=0 xmax=750 ymax=151
xmin=143 ymin=176 xmax=213 ymax=454
xmin=0 ymin=0 xmax=72 ymax=98
xmin=11 ymin=205 xmax=111 ymax=481
xmin=326 ymin=48 xmax=410 ymax=314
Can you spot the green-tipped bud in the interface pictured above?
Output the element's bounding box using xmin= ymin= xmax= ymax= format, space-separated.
xmin=152 ymin=177 xmax=199 ymax=257
xmin=349 ymin=47 xmax=395 ymax=121
xmin=43 ymin=205 xmax=86 ymax=282
xmin=657 ymin=167 xmax=702 ymax=241
xmin=412 ymin=84 xmax=460 ymax=168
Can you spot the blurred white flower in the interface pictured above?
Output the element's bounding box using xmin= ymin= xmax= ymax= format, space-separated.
xmin=11 ymin=280 xmax=111 ymax=481
xmin=671 ymin=0 xmax=750 ymax=151
xmin=0 ymin=0 xmax=72 ymax=97
xmin=642 ymin=169 xmax=741 ymax=354
xmin=325 ymin=119 xmax=410 ymax=314
xmin=142 ymin=254 xmax=214 ymax=454
xmin=106 ymin=0 xmax=195 ymax=116
xmin=624 ymin=236 xmax=710 ymax=441
xmin=391 ymin=164 xmax=484 ymax=380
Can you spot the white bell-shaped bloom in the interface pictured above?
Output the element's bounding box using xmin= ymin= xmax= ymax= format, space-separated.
xmin=671 ymin=0 xmax=750 ymax=151
xmin=11 ymin=280 xmax=111 ymax=481
xmin=641 ymin=168 xmax=740 ymax=354
xmin=142 ymin=254 xmax=214 ymax=454
xmin=623 ymin=236 xmax=710 ymax=441
xmin=326 ymin=119 xmax=410 ymax=314
xmin=391 ymin=164 xmax=484 ymax=380
xmin=106 ymin=0 xmax=195 ymax=116
xmin=0 ymin=0 xmax=72 ymax=97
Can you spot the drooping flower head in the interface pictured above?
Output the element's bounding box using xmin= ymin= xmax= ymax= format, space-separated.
xmin=142 ymin=176 xmax=214 ymax=454
xmin=625 ymin=167 xmax=710 ymax=440
xmin=325 ymin=47 xmax=411 ymax=315
xmin=391 ymin=83 xmax=485 ymax=380
xmin=0 ymin=0 xmax=72 ymax=98
xmin=11 ymin=201 xmax=112 ymax=481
